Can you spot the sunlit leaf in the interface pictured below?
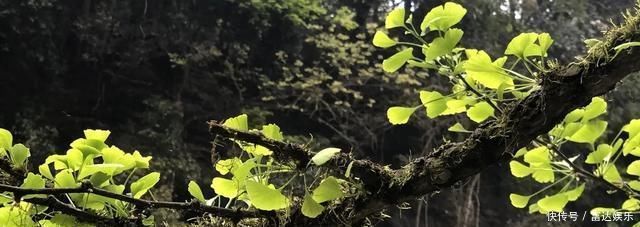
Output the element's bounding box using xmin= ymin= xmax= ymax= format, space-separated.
xmin=466 ymin=101 xmax=494 ymax=123
xmin=385 ymin=8 xmax=405 ymax=29
xmin=373 ymin=31 xmax=397 ymax=48
xmin=566 ymin=120 xmax=607 ymax=145
xmin=628 ymin=160 xmax=640 ymax=176
xmin=387 ymin=106 xmax=417 ymax=125
xmin=223 ymin=114 xmax=249 ymax=132
xmin=246 ymin=180 xmax=289 ymax=210
xmin=312 ymin=176 xmax=344 ymax=203
xmin=188 ymin=181 xmax=206 ymax=203
xmin=464 ymin=49 xmax=514 ymax=89
xmin=537 ymin=193 xmax=569 ymax=213
xmin=302 ymin=194 xmax=325 ymax=218
xmin=383 ymin=48 xmax=414 ymax=73
xmin=585 ymin=144 xmax=614 ymax=164
xmin=211 ymin=177 xmax=240 ymax=199
xmin=564 ymin=184 xmax=585 ymax=201
xmin=419 ymin=91 xmax=448 ymax=118
xmin=448 ymin=123 xmax=470 ymax=133
xmin=262 ymin=124 xmax=284 ymax=142
xmin=424 ymin=28 xmax=463 ymax=61
xmin=420 ymin=2 xmax=467 ymax=32
xmin=582 ymin=97 xmax=607 ymax=122
xmin=9 ymin=144 xmax=30 ymax=168
xmin=505 ymin=33 xmax=542 ymax=59
xmin=130 ymin=172 xmax=160 ymax=199
xmin=509 ymin=193 xmax=530 ymax=208
xmin=622 ymin=198 xmax=640 ymax=211
xmin=312 ymin=148 xmax=341 ymax=166
xmin=509 ymin=161 xmax=532 ymax=178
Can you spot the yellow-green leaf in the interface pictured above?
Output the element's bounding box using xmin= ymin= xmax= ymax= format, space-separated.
xmin=373 ymin=31 xmax=397 ymax=48
xmin=223 ymin=114 xmax=249 ymax=132
xmin=312 ymin=176 xmax=344 ymax=203
xmin=188 ymin=181 xmax=206 ymax=203
xmin=424 ymin=28 xmax=463 ymax=61
xmin=246 ymin=180 xmax=289 ymax=211
xmin=509 ymin=161 xmax=532 ymax=178
xmin=466 ymin=101 xmax=494 ymax=123
xmin=419 ymin=91 xmax=448 ymax=118
xmin=566 ymin=120 xmax=607 ymax=145
xmin=509 ymin=193 xmax=530 ymax=208
xmin=301 ymin=194 xmax=325 ymax=218
xmin=385 ymin=8 xmax=405 ymax=29
xmin=537 ymin=193 xmax=569 ymax=213
xmin=311 ymin=148 xmax=341 ymax=166
xmin=211 ymin=177 xmax=240 ymax=199
xmin=383 ymin=48 xmax=414 ymax=73
xmin=387 ymin=106 xmax=417 ymax=125
xmin=564 ymin=184 xmax=585 ymax=201
xmin=420 ymin=2 xmax=467 ymax=32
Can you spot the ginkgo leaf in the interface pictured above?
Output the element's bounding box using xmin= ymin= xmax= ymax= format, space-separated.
xmin=373 ymin=31 xmax=397 ymax=48
xmin=188 ymin=181 xmax=206 ymax=203
xmin=530 ymin=162 xmax=555 ymax=183
xmin=419 ymin=91 xmax=448 ymax=118
xmin=509 ymin=193 xmax=530 ymax=208
xmin=628 ymin=160 xmax=640 ymax=176
xmin=523 ymin=147 xmax=550 ymax=164
xmin=537 ymin=193 xmax=569 ymax=213
xmin=585 ymin=144 xmax=614 ymax=164
xmin=83 ymin=129 xmax=111 ymax=142
xmin=39 ymin=164 xmax=54 ymax=180
xmin=598 ymin=164 xmax=622 ymax=184
xmin=387 ymin=106 xmax=418 ymax=125
xmin=130 ymin=172 xmax=160 ymax=199
xmin=505 ymin=33 xmax=542 ymax=59
xmin=563 ymin=109 xmax=584 ymax=123
xmin=8 ymin=144 xmax=30 ymax=168
xmin=441 ymin=99 xmax=467 ymax=115
xmin=448 ymin=123 xmax=470 ymax=133
xmin=211 ymin=177 xmax=240 ymax=199
xmin=582 ymin=97 xmax=607 ymax=122
xmin=420 ymin=2 xmax=467 ymax=32
xmin=566 ymin=120 xmax=607 ymax=145
xmin=564 ymin=184 xmax=585 ymax=201
xmin=302 ymin=194 xmax=325 ymax=218
xmin=262 ymin=124 xmax=284 ymax=141
xmin=311 ymin=148 xmax=341 ymax=166
xmin=246 ymin=180 xmax=289 ymax=211
xmin=630 ymin=180 xmax=640 ymax=191
xmin=312 ymin=176 xmax=344 ymax=203
xmin=383 ymin=48 xmax=414 ymax=73
xmin=215 ymin=158 xmax=242 ymax=175
xmin=622 ymin=198 xmax=640 ymax=211
xmin=385 ymin=8 xmax=405 ymax=29
xmin=55 ymin=170 xmax=79 ymax=188
xmin=424 ymin=28 xmax=463 ymax=61
xmin=466 ymin=102 xmax=494 ymax=123
xmin=0 ymin=128 xmax=12 ymax=150
xmin=538 ymin=33 xmax=554 ymax=56
xmin=624 ymin=119 xmax=640 ymax=138
xmin=509 ymin=161 xmax=532 ymax=178
xmin=463 ymin=50 xmax=514 ymax=89
xmin=223 ymin=114 xmax=249 ymax=132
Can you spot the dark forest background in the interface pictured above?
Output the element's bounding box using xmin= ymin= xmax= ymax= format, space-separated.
xmin=1 ymin=0 xmax=639 ymax=226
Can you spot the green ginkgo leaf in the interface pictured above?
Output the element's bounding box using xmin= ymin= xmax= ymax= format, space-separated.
xmin=54 ymin=170 xmax=79 ymax=188
xmin=387 ymin=106 xmax=418 ymax=125
xmin=223 ymin=114 xmax=249 ymax=132
xmin=564 ymin=184 xmax=585 ymax=201
xmin=0 ymin=128 xmax=12 ymax=151
xmin=188 ymin=181 xmax=206 ymax=203
xmin=9 ymin=144 xmax=30 ymax=168
xmin=505 ymin=33 xmax=542 ymax=59
xmin=385 ymin=8 xmax=405 ymax=29
xmin=566 ymin=120 xmax=608 ymax=145
xmin=211 ymin=177 xmax=240 ymax=199
xmin=246 ymin=180 xmax=289 ymax=211
xmin=66 ymin=148 xmax=84 ymax=171
xmin=373 ymin=31 xmax=397 ymax=48
xmin=598 ymin=164 xmax=622 ymax=184
xmin=630 ymin=180 xmax=640 ymax=191
xmin=448 ymin=123 xmax=470 ymax=133
xmin=301 ymin=194 xmax=325 ymax=218
xmin=466 ymin=101 xmax=494 ymax=123
xmin=628 ymin=160 xmax=640 ymax=176
xmin=312 ymin=176 xmax=344 ymax=203
xmin=424 ymin=28 xmax=463 ymax=61
xmin=130 ymin=172 xmax=160 ymax=199
xmin=261 ymin=124 xmax=284 ymax=141
xmin=215 ymin=158 xmax=242 ymax=175
xmin=39 ymin=164 xmax=54 ymax=180
xmin=509 ymin=161 xmax=532 ymax=178
xmin=420 ymin=2 xmax=467 ymax=32
xmin=538 ymin=33 xmax=554 ymax=56
xmin=509 ymin=193 xmax=530 ymax=208
xmin=77 ymin=164 xmax=124 ymax=180
xmin=441 ymin=99 xmax=467 ymax=115
xmin=419 ymin=91 xmax=448 ymax=118
xmin=623 ymin=119 xmax=640 ymax=138
xmin=582 ymin=97 xmax=607 ymax=122
xmin=311 ymin=147 xmax=341 ymax=166
xmin=585 ymin=144 xmax=614 ymax=164
xmin=537 ymin=193 xmax=569 ymax=213
xmin=563 ymin=109 xmax=584 ymax=123
xmin=523 ymin=147 xmax=550 ymax=164
xmin=383 ymin=48 xmax=414 ymax=73
xmin=463 ymin=50 xmax=514 ymax=89
xmin=83 ymin=129 xmax=111 ymax=142
xmin=530 ymin=162 xmax=555 ymax=183
xmin=622 ymin=198 xmax=640 ymax=211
